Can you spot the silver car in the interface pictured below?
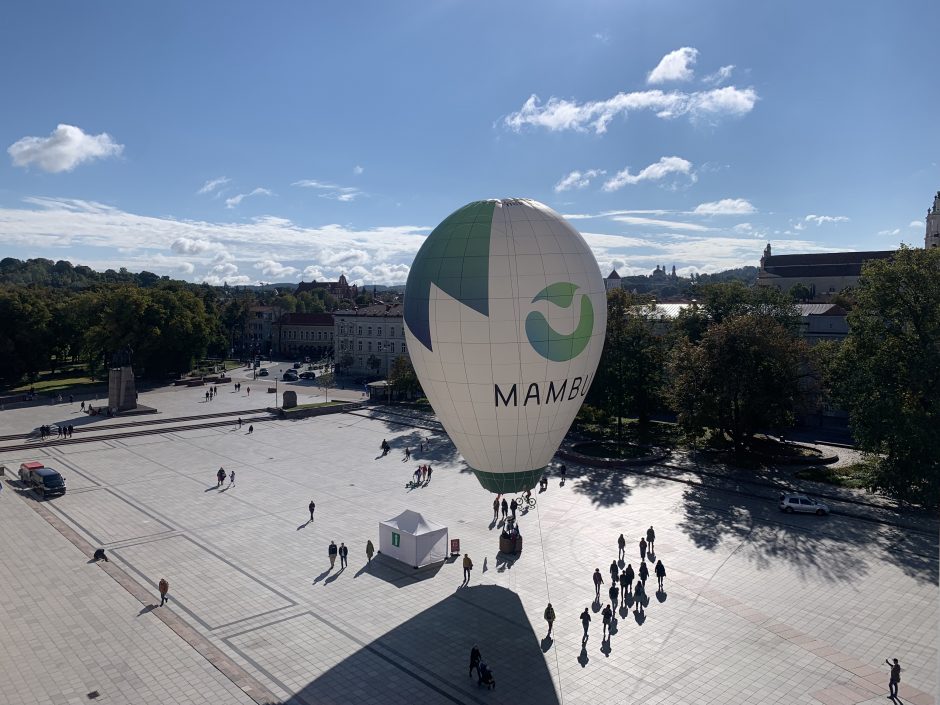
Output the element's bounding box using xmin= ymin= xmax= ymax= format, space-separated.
xmin=779 ymin=493 xmax=830 ymax=515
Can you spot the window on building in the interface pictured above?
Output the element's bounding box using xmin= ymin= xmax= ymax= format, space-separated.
xmin=358 ymin=340 xmax=362 ymax=351
xmin=368 ymin=326 xmax=373 ymax=336
xmin=377 ymin=326 xmax=382 ymax=337
xmin=367 ymin=342 xmax=372 ymax=352
xmin=358 ymin=326 xmax=362 ymax=336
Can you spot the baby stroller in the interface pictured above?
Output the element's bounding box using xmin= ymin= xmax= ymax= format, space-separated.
xmin=477 ymin=662 xmax=496 ymax=690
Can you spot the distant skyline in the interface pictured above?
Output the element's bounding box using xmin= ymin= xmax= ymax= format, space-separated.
xmin=1 ymin=2 xmax=937 ymax=285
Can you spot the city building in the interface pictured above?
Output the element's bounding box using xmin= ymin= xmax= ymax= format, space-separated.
xmin=295 ymin=273 xmax=358 ymax=300
xmin=245 ymin=305 xmax=278 ymax=355
xmin=926 ymin=190 xmax=940 ymax=249
xmin=276 ymin=312 xmax=334 ymax=359
xmin=333 ymin=303 xmax=409 ymax=377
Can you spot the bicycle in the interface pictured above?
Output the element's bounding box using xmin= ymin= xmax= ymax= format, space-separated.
xmin=514 ymin=492 xmax=536 ymax=510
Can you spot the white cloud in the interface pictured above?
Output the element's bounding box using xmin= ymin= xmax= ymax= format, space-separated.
xmin=504 ymin=85 xmax=757 ymax=134
xmin=804 ymin=214 xmax=849 ymax=226
xmin=554 ymin=169 xmax=605 ymax=192
xmin=225 ymin=187 xmax=271 ymax=209
xmin=302 ymin=265 xmax=327 ymax=280
xmin=292 ymin=179 xmax=363 ymax=202
xmin=562 ymin=209 xmax=671 ymax=220
xmin=177 ymin=261 xmax=195 ymax=274
xmin=877 ymin=228 xmax=901 ymax=236
xmin=170 ymin=237 xmax=222 ymax=255
xmin=8 ymin=124 xmax=123 ymax=173
xmin=692 ymin=198 xmax=756 ymax=215
xmin=197 ymin=177 xmax=230 ymax=195
xmin=648 ymin=47 xmax=699 ymax=84
xmin=320 ymin=248 xmax=371 ymax=267
xmin=608 ymin=215 xmax=713 ymax=232
xmin=353 ymin=165 xmax=364 ymax=175
xmin=909 ymin=220 xmax=923 ymax=228
xmin=369 ymin=263 xmax=411 ymax=285
xmin=603 ymin=156 xmax=692 ymax=191
xmin=254 ymin=259 xmax=298 ymax=278
xmin=702 ymin=65 xmax=735 ymax=86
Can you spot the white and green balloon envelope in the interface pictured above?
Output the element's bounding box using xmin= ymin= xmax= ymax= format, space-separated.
xmin=404 ymin=199 xmax=607 ymax=493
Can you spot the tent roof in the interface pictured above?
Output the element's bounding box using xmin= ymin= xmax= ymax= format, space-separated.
xmin=381 ymin=509 xmax=446 ymax=535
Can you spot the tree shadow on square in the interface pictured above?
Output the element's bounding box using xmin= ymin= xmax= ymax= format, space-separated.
xmin=280 ymin=585 xmax=560 ymax=705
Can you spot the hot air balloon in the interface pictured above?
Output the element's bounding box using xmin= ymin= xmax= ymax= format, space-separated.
xmin=403 ymin=199 xmax=607 ymax=493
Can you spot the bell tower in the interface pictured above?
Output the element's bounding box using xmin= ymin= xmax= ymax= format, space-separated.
xmin=927 ymin=191 xmax=940 ymax=249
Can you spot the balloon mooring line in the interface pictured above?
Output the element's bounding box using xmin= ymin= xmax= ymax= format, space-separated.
xmin=534 ymin=499 xmax=565 ymax=704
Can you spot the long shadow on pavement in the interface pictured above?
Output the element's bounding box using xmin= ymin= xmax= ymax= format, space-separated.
xmin=281 ymin=584 xmax=559 ymax=705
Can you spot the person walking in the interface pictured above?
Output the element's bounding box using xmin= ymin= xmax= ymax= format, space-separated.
xmin=544 ymin=603 xmax=556 ymax=637
xmin=500 ymin=498 xmax=508 ymax=520
xmin=646 ymin=525 xmax=656 ymax=553
xmin=602 ymin=603 xmax=613 ymax=637
xmin=468 ymin=645 xmax=482 ymax=678
xmin=634 ymin=579 xmax=645 ymax=611
xmin=509 ymin=498 xmax=518 ymax=519
xmin=328 ymin=540 xmax=338 ymax=569
xmin=462 ymin=553 xmax=473 ymax=584
xmin=655 ymin=559 xmax=666 ymax=590
xmin=308 ymin=500 xmax=316 ymax=521
xmin=366 ymin=539 xmax=374 ymax=563
xmin=580 ymin=608 xmax=591 ymax=639
xmin=426 ymin=465 xmax=433 ymax=483
xmin=217 ymin=467 xmax=226 ymax=487
xmin=404 ymin=447 xmax=411 ymax=461
xmin=228 ymin=470 xmax=236 ymax=487
xmin=158 ymin=577 xmax=169 ymax=606
xmin=608 ymin=582 xmax=619 ymax=610
xmin=492 ymin=496 xmax=500 ymax=521
xmin=885 ymin=658 xmax=902 ymax=699
xmin=617 ymin=533 xmax=626 ymax=560
xmin=248 ymin=424 xmax=253 ymax=434
xmin=639 ymin=560 xmax=649 ymax=585
xmin=639 ymin=536 xmax=648 ymax=561
xmin=592 ymin=568 xmax=604 ymax=599
xmin=625 ymin=563 xmax=635 ymax=593
xmin=80 ymin=400 xmax=86 ymax=411
xmin=237 ymin=417 xmax=242 ymax=428
xmin=339 ymin=542 xmax=348 ymax=568
xmin=619 ymin=570 xmax=629 ymax=606
xmin=609 ymin=559 xmax=618 ymax=583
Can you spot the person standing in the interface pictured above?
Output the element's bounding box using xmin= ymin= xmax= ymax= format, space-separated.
xmin=619 ymin=570 xmax=629 ymax=606
xmin=625 ymin=563 xmax=635 ymax=593
xmin=308 ymin=501 xmax=316 ymax=521
xmin=462 ymin=553 xmax=473 ymax=584
xmin=328 ymin=541 xmax=338 ymax=569
xmin=608 ymin=583 xmax=619 ymax=610
xmin=237 ymin=417 xmax=242 ymax=428
xmin=639 ymin=560 xmax=649 ymax=585
xmin=468 ymin=645 xmax=482 ymax=678
xmin=593 ymin=568 xmax=604 ymax=599
xmin=639 ymin=536 xmax=648 ymax=561
xmin=580 ymin=608 xmax=591 ymax=639
xmin=217 ymin=467 xmax=226 ymax=487
xmin=339 ymin=542 xmax=348 ymax=568
xmin=248 ymin=425 xmax=253 ymax=434
xmin=228 ymin=470 xmax=236 ymax=487
xmin=634 ymin=579 xmax=645 ymax=611
xmin=609 ymin=559 xmax=618 ymax=582
xmin=617 ymin=533 xmax=626 ymax=560
xmin=492 ymin=496 xmax=500 ymax=521
xmin=509 ymin=498 xmax=518 ymax=520
xmin=655 ymin=560 xmax=666 ymax=590
xmin=366 ymin=539 xmax=374 ymax=563
xmin=544 ymin=603 xmax=556 ymax=637
xmin=500 ymin=498 xmax=508 ymax=520
xmin=426 ymin=465 xmax=432 ymax=483
xmin=158 ymin=577 xmax=169 ymax=606
xmin=646 ymin=525 xmax=656 ymax=553
xmin=246 ymin=386 xmax=250 ymax=396
xmin=885 ymin=658 xmax=902 ymax=699
xmin=601 ymin=603 xmax=612 ymax=637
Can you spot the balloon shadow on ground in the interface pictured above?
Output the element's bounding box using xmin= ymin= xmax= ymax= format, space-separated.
xmin=262 ymin=585 xmax=560 ymax=705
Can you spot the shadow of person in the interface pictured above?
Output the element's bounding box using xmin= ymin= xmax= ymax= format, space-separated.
xmin=559 ymin=479 xmax=566 ymax=488
xmin=648 ymin=550 xmax=656 ymax=562
xmin=619 ymin=604 xmax=630 ymax=619
xmin=204 ymin=486 xmax=219 ymax=493
xmin=591 ymin=599 xmax=601 ymax=613
xmin=137 ymin=605 xmax=157 ymax=616
xmin=297 ymin=521 xmax=310 ymax=530
xmin=482 ymin=557 xmax=488 ymax=573
xmin=541 ymin=636 xmax=553 ymax=653
xmin=488 ymin=519 xmax=497 ymax=531
xmin=600 ymin=637 xmax=612 ymax=658
xmin=656 ymin=589 xmax=667 ymax=603
xmin=578 ymin=644 xmax=589 ymax=668
xmin=353 ymin=562 xmax=371 ymax=579
xmin=634 ymin=609 xmax=646 ymax=625
xmin=618 ymin=559 xmax=625 ymax=569
xmin=324 ymin=570 xmax=343 ymax=585
xmin=609 ymin=618 xmax=619 ymax=636
xmin=312 ymin=569 xmax=330 ymax=585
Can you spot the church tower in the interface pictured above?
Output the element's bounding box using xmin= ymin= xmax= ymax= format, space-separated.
xmin=926 ymin=191 xmax=940 ymax=249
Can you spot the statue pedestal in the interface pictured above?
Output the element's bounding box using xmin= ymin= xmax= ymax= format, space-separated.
xmin=108 ymin=366 xmax=137 ymax=411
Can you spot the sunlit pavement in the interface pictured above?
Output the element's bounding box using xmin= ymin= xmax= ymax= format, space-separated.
xmin=0 ymin=383 xmax=935 ymax=705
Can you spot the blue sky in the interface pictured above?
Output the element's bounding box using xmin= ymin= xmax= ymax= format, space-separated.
xmin=1 ymin=1 xmax=937 ymax=285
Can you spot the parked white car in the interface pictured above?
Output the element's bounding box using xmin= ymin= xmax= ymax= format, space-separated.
xmin=779 ymin=493 xmax=830 ymax=515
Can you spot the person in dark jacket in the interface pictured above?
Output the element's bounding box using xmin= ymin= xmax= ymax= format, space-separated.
xmin=468 ymin=645 xmax=481 ymax=678
xmin=617 ymin=533 xmax=626 ymax=560
xmin=624 ymin=563 xmax=635 ymax=592
xmin=328 ymin=540 xmax=338 ymax=569
xmin=655 ymin=560 xmax=666 ymax=590
xmin=639 ymin=560 xmax=649 ymax=585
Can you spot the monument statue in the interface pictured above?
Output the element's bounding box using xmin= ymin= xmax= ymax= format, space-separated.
xmin=108 ymin=344 xmax=137 ymax=412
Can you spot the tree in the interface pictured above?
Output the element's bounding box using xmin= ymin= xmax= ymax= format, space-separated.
xmin=696 ymin=281 xmax=800 ymax=331
xmin=367 ymin=354 xmax=382 ymax=377
xmin=388 ymin=355 xmax=421 ymax=399
xmin=829 ymin=246 xmax=940 ymax=505
xmin=789 ymin=282 xmax=812 ymax=302
xmin=667 ymin=314 xmax=805 ymax=454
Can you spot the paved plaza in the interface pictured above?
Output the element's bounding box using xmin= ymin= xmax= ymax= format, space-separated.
xmin=0 ymin=372 xmax=937 ymax=705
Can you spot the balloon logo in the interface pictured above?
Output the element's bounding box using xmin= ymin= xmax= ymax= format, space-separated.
xmin=404 ymin=199 xmax=607 ymax=493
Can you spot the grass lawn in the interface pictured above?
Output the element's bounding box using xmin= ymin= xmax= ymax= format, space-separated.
xmin=795 ymin=463 xmax=871 ymax=490
xmin=9 ymin=373 xmax=105 ymax=396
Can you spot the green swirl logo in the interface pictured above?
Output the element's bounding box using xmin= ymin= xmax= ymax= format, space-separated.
xmin=525 ymin=282 xmax=594 ymax=362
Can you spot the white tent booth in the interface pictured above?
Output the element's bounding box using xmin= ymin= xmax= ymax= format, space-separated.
xmin=379 ymin=510 xmax=449 ymax=569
